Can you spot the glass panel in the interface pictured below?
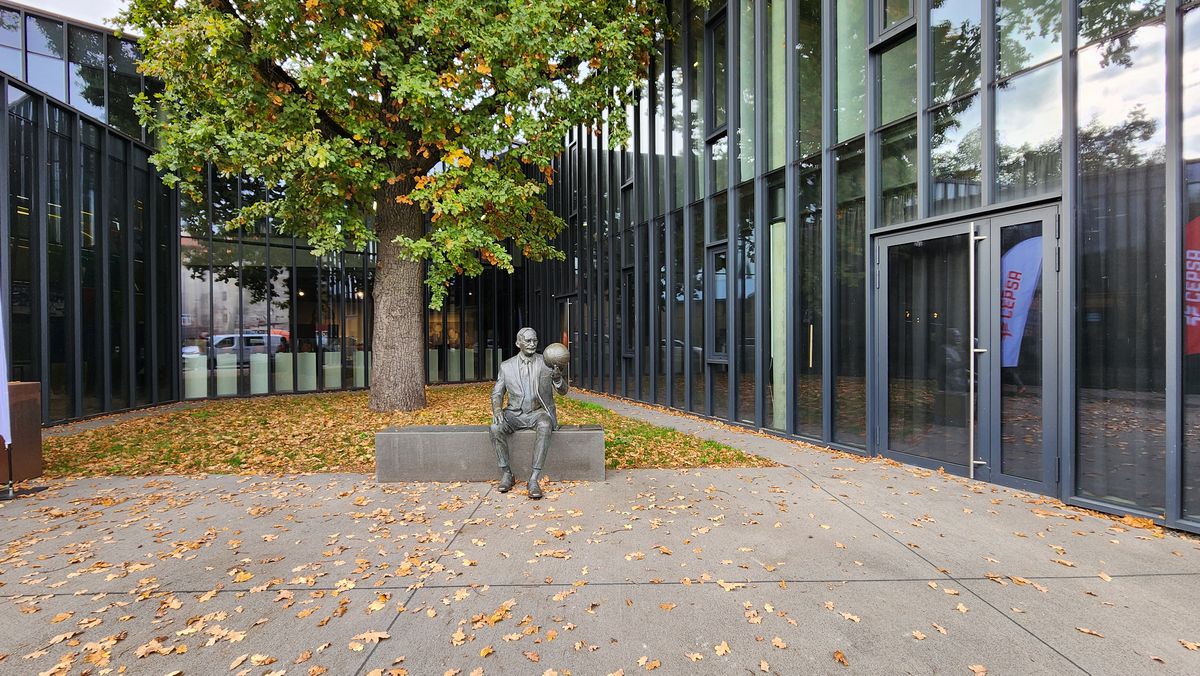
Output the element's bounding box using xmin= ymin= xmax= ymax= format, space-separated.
xmin=295 ymin=248 xmax=320 ymax=390
xmin=836 ymin=0 xmax=867 ymax=141
xmin=999 ymin=221 xmax=1044 ymax=481
xmin=639 ymin=84 xmax=650 ymax=221
xmin=108 ymin=140 xmax=129 ymax=408
xmin=670 ymin=4 xmax=685 ymax=208
xmin=27 ymin=53 xmax=66 ymax=101
xmin=346 ymin=254 xmax=366 ymax=387
xmin=180 ymin=184 xmax=210 ymax=400
xmin=736 ymin=0 xmax=754 ymax=181
xmin=689 ymin=6 xmax=705 ymax=197
xmin=996 ymin=61 xmax=1062 ymax=201
xmin=796 ymin=0 xmax=822 ymax=159
xmin=796 ymin=160 xmax=823 ymax=437
xmin=711 ymin=362 xmax=729 ymax=418
xmin=1079 ymin=1 xmax=1164 ymax=46
xmin=69 ymin=27 xmax=105 ymax=120
xmin=1184 ymin=7 xmax=1200 ymax=521
xmin=132 ymin=150 xmax=150 ymax=406
xmin=0 ymin=9 xmax=20 ymax=49
xmin=834 ymin=139 xmax=866 ymax=446
xmin=47 ymin=109 xmax=72 ymax=420
xmin=1075 ymin=22 xmax=1165 ymax=512
xmin=765 ymin=0 xmax=786 ymax=171
xmin=884 ymin=0 xmax=912 ymax=30
xmin=155 ymin=179 xmax=173 ymax=402
xmin=710 ymin=248 xmax=728 ymax=356
xmin=886 ymin=233 xmax=970 ymax=465
xmin=690 ymin=203 xmax=705 ymax=413
xmin=26 ymin=16 xmax=63 ymax=57
xmin=655 ymin=48 xmax=667 ymax=216
xmin=322 ymin=256 xmax=343 ymax=389
xmin=880 ymin=117 xmax=918 ymax=226
xmin=712 ymin=18 xmax=727 ymax=129
xmin=880 ymin=37 xmax=917 ymax=125
xmin=931 ymin=95 xmax=982 ymax=215
xmin=108 ymin=36 xmax=142 ymax=138
xmin=765 ymin=174 xmax=786 ymax=430
xmin=711 ymin=190 xmax=728 ymax=242
xmin=243 ymin=235 xmax=272 ymax=395
xmin=709 ymin=135 xmax=728 ymax=193
xmin=930 ymin=0 xmax=980 ymax=105
xmin=8 ymin=90 xmax=37 ymax=386
xmin=640 ymin=224 xmax=650 ymax=398
xmin=656 ymin=220 xmax=667 ymax=404
xmin=997 ymin=0 xmax=1061 ymax=78
xmin=0 ymin=46 xmax=20 ymax=78
xmin=736 ymin=184 xmax=755 ymax=423
xmin=672 ymin=209 xmax=685 ymax=406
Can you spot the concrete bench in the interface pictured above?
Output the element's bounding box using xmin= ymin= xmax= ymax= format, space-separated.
xmin=375 ymin=425 xmax=605 ymax=483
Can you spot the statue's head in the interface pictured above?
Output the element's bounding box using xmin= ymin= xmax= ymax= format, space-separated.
xmin=516 ymin=327 xmax=538 ymax=357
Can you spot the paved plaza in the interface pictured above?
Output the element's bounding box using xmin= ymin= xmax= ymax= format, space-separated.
xmin=2 ymin=394 xmax=1198 ymax=675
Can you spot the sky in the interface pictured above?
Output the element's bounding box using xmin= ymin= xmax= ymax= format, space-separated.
xmin=12 ymin=0 xmax=126 ymax=28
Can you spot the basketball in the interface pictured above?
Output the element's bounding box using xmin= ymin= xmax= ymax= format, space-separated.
xmin=542 ymin=342 xmax=570 ymax=370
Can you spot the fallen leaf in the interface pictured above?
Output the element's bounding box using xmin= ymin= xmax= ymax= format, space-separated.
xmin=1076 ymin=627 xmax=1104 ymax=638
xmin=685 ymin=652 xmax=703 ymax=661
xmin=912 ymin=631 xmax=926 ymax=640
xmin=969 ymin=665 xmax=987 ymax=675
xmin=659 ymin=603 xmax=676 ymax=611
xmin=523 ymin=651 xmax=540 ymax=663
xmin=840 ymin=612 xmax=860 ymax=623
xmin=1051 ymin=558 xmax=1076 ymax=568
xmin=771 ymin=637 xmax=787 ymax=649
xmin=760 ymin=659 xmax=770 ymax=672
xmin=714 ymin=641 xmax=730 ymax=656
xmin=931 ymin=623 xmax=947 ymax=635
xmin=1097 ymin=572 xmax=1112 ymax=582
xmin=833 ymin=650 xmax=849 ymax=667
xmin=480 ymin=646 xmax=494 ymax=657
xmin=956 ymin=603 xmax=969 ymax=614
xmin=1181 ymin=639 xmax=1199 ymax=651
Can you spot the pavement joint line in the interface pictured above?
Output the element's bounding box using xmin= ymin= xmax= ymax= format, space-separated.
xmin=352 ymin=482 xmax=494 ymax=676
xmin=10 ymin=570 xmax=1200 ymax=599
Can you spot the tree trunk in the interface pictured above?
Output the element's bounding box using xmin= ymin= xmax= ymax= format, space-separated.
xmin=368 ymin=173 xmax=427 ymax=412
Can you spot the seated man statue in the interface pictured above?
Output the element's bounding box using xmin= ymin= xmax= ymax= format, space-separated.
xmin=490 ymin=327 xmax=568 ymax=499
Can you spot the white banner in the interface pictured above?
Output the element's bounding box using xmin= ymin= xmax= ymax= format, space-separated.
xmin=1000 ymin=236 xmax=1043 ymax=368
xmin=0 ymin=289 xmax=8 ymax=446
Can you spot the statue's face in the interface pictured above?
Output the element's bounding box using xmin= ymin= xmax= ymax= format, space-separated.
xmin=517 ymin=331 xmax=538 ymax=356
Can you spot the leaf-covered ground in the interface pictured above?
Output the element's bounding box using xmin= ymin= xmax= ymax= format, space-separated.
xmin=43 ymin=384 xmax=774 ymax=476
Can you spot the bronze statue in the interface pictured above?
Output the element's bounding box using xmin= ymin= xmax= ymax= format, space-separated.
xmin=490 ymin=328 xmax=568 ymax=498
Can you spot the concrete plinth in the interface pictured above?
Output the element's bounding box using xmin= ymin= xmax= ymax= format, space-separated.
xmin=375 ymin=424 xmax=605 ymax=482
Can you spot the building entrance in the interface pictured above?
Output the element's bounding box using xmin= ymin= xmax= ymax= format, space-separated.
xmin=872 ymin=206 xmax=1060 ymax=495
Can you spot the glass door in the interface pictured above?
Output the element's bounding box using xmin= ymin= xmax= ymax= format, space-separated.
xmin=874 ymin=206 xmax=1058 ymax=494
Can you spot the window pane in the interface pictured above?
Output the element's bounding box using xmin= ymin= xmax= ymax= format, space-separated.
xmin=884 ymin=0 xmax=912 ymax=30
xmin=736 ymin=183 xmax=754 ymax=423
xmin=132 ymin=150 xmax=150 ymax=406
xmin=796 ymin=0 xmax=822 ymax=158
xmin=834 ymin=139 xmax=866 ymax=446
xmin=8 ymin=89 xmax=38 ymax=388
xmin=709 ymin=135 xmax=728 ymax=194
xmin=736 ymin=0 xmax=754 ymax=181
xmin=672 ymin=209 xmax=685 ymax=405
xmin=931 ymin=95 xmax=982 ymax=215
xmin=26 ymin=16 xmax=63 ymax=57
xmin=880 ymin=37 xmax=917 ymax=125
xmin=655 ymin=219 xmax=667 ymax=404
xmin=1079 ymin=1 xmax=1164 ymax=46
xmin=1076 ymin=22 xmax=1166 ymax=512
xmin=108 ymin=140 xmax=129 ymax=408
xmin=712 ymin=18 xmax=727 ymax=129
xmin=690 ymin=202 xmax=705 ymax=413
xmin=880 ymin=117 xmax=917 ymax=226
xmin=69 ymin=26 xmax=105 ymax=120
xmin=711 ymin=189 xmax=728 ymax=241
xmin=796 ymin=160 xmax=823 ymax=437
xmin=670 ymin=4 xmax=685 ymax=207
xmin=0 ymin=9 xmax=20 ymax=49
xmin=836 ymin=0 xmax=867 ymax=141
xmin=180 ymin=180 xmax=210 ymax=401
xmin=27 ymin=53 xmax=65 ymax=101
xmin=654 ymin=48 xmax=666 ymax=216
xmin=765 ymin=174 xmax=786 ymax=430
xmin=1183 ymin=7 xmax=1200 ymax=522
xmin=996 ymin=61 xmax=1062 ymax=201
xmin=710 ymin=248 xmax=728 ymax=355
xmin=997 ymin=0 xmax=1060 ymax=78
xmin=0 ymin=46 xmax=21 ymax=78
xmin=108 ymin=36 xmax=142 ymax=137
xmin=765 ymin=0 xmax=786 ymax=171
xmin=295 ymin=248 xmax=320 ymax=391
xmin=931 ymin=0 xmax=980 ymax=105
xmin=689 ymin=6 xmax=705 ymax=197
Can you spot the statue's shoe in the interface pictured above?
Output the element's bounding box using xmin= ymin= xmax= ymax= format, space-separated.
xmin=527 ymin=470 xmax=543 ymax=500
xmin=498 ymin=469 xmax=515 ymax=493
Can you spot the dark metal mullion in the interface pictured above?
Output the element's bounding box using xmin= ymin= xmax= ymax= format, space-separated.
xmin=752 ymin=0 xmax=766 ymax=428
xmin=820 ymin=0 xmax=836 ymax=443
xmin=783 ymin=0 xmax=798 ymax=434
xmin=723 ymin=0 xmax=737 ymax=423
xmin=863 ymin=0 xmax=879 ymax=453
xmin=1058 ymin=0 xmax=1079 ymax=503
xmin=681 ymin=3 xmax=695 ymax=412
xmin=1165 ymin=0 xmax=1183 ymax=526
xmin=36 ymin=93 xmax=51 ymax=422
xmin=980 ymin=0 xmax=996 ymax=207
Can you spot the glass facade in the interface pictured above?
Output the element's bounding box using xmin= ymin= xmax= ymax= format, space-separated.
xmin=538 ymin=0 xmax=1200 ymax=535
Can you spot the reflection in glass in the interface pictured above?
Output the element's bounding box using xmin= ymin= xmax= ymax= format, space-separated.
xmin=711 ymin=190 xmax=728 ymax=242
xmin=295 ymin=248 xmax=320 ymax=391
xmin=1184 ymin=7 xmax=1200 ymax=521
xmin=0 ymin=9 xmax=19 ymax=77
xmin=765 ymin=0 xmax=786 ymax=171
xmin=931 ymin=95 xmax=982 ymax=215
xmin=133 ymin=150 xmax=150 ymax=406
xmin=108 ymin=36 xmax=142 ymax=138
xmin=766 ymin=175 xmax=786 ymax=430
xmin=999 ymin=221 xmax=1044 ymax=481
xmin=69 ymin=27 xmax=105 ymax=120
xmin=834 ymin=140 xmax=866 ymax=446
xmin=884 ymin=0 xmax=911 ymax=29
xmin=672 ymin=209 xmax=685 ymax=406
xmin=709 ymin=135 xmax=728 ymax=193
xmin=108 ymin=140 xmax=129 ymax=408
xmin=796 ymin=161 xmax=823 ymax=437
xmin=690 ymin=203 xmax=705 ymax=413
xmin=996 ymin=61 xmax=1062 ymax=201
xmin=8 ymin=90 xmax=35 ymax=387
xmin=880 ymin=118 xmax=917 ymax=226
xmin=930 ymin=0 xmax=980 ymax=105
xmin=736 ymin=184 xmax=755 ymax=423
xmin=47 ymin=109 xmax=72 ymax=420
xmin=1076 ymin=23 xmax=1166 ymax=512
xmin=670 ymin=3 xmax=685 ymax=208
xmin=997 ymin=0 xmax=1060 ymax=78
xmin=1079 ymin=0 xmax=1164 ymax=47
xmin=656 ymin=220 xmax=667 ymax=405
xmin=836 ymin=0 xmax=866 ymax=141
xmin=737 ymin=0 xmax=754 ymax=181
xmin=796 ymin=0 xmax=822 ymax=158
xmin=710 ymin=248 xmax=728 ymax=356
xmin=28 ymin=53 xmax=66 ymax=101
xmin=712 ymin=18 xmax=727 ymax=128
xmin=880 ymin=37 xmax=916 ymax=125
xmin=269 ymin=242 xmax=295 ymax=393
xmin=82 ymin=124 xmax=104 ymax=411
xmin=887 ymin=234 xmax=970 ymax=465
xmin=689 ymin=6 xmax=705 ymax=198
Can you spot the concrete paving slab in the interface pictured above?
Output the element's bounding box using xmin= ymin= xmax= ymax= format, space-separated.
xmin=960 ymin=573 xmax=1200 ymax=675
xmin=361 ymin=578 xmax=1082 ymax=675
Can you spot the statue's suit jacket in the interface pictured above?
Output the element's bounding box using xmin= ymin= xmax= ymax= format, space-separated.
xmin=491 ymin=353 xmax=569 ymax=428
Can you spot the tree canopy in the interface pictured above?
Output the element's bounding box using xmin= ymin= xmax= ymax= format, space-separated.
xmin=123 ymin=0 xmax=664 ymax=307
